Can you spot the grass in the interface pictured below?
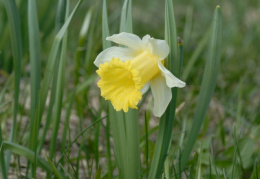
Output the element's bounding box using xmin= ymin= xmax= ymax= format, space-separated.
xmin=0 ymin=0 xmax=260 ymax=178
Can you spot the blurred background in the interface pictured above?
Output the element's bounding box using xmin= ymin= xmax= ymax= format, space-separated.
xmin=0 ymin=0 xmax=260 ymax=178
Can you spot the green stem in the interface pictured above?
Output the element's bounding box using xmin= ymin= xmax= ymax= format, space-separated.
xmin=0 ymin=125 xmax=7 ymax=179
xmin=3 ymin=0 xmax=22 ymax=172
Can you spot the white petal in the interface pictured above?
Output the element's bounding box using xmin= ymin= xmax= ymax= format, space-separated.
xmin=140 ymin=83 xmax=149 ymax=94
xmin=94 ymin=47 xmax=135 ymax=67
xmin=141 ymin=35 xmax=151 ymax=50
xmin=149 ymin=74 xmax=172 ymax=117
xmin=106 ymin=32 xmax=142 ymax=50
xmin=148 ymin=38 xmax=169 ymax=60
xmin=158 ymin=61 xmax=186 ymax=88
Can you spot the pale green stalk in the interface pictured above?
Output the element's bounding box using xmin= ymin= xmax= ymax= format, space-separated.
xmin=28 ymin=0 xmax=41 ymax=122
xmin=124 ymin=109 xmax=141 ymax=178
xmin=148 ymin=0 xmax=179 ymax=178
xmin=28 ymin=0 xmax=41 ymax=176
xmin=102 ymin=1 xmax=112 ymax=177
xmin=102 ymin=0 xmax=140 ymax=178
xmin=120 ymin=1 xmax=141 ymax=178
xmin=102 ymin=0 xmax=111 ymax=49
xmin=3 ymin=0 xmax=22 ymax=172
xmin=180 ymin=6 xmax=222 ymax=171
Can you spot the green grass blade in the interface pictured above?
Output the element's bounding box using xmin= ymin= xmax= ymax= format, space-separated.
xmin=55 ymin=0 xmax=67 ymax=31
xmin=119 ymin=0 xmax=132 ymax=33
xmin=210 ymin=145 xmax=220 ymax=179
xmin=180 ymin=6 xmax=222 ymax=171
xmin=182 ymin=29 xmax=210 ymax=81
xmin=49 ymin=0 xmax=69 ymax=161
xmin=1 ymin=141 xmax=52 ymax=173
xmin=46 ymin=155 xmax=63 ymax=179
xmin=84 ymin=5 xmax=99 ymax=75
xmin=104 ymin=114 xmax=113 ymax=179
xmin=75 ymin=131 xmax=88 ymax=178
xmin=102 ymin=1 xmax=112 ymax=178
xmin=126 ymin=0 xmax=132 ymax=32
xmin=35 ymin=0 xmax=83 ymax=123
xmin=33 ymin=1 xmax=83 ymax=160
xmin=36 ymin=72 xmax=58 ymax=154
xmin=0 ymin=126 xmax=7 ymax=179
xmin=37 ymin=0 xmax=67 ymax=160
xmin=27 ymin=0 xmax=41 ymax=176
xmin=148 ymin=0 xmax=179 ymax=178
xmin=102 ymin=0 xmax=125 ymax=177
xmin=0 ymin=76 xmax=12 ymax=106
xmin=3 ymin=0 xmax=22 ymax=172
xmin=56 ymin=116 xmax=108 ymax=165
xmin=59 ymin=75 xmax=96 ymax=166
xmin=28 ymin=0 xmax=41 ymax=122
xmin=75 ymin=7 xmax=93 ymax=84
xmin=0 ymin=77 xmax=12 ymax=178
xmin=0 ymin=17 xmax=10 ymax=52
xmin=38 ymin=0 xmax=57 ymax=41
xmin=119 ymin=0 xmax=128 ymax=32
xmin=102 ymin=0 xmax=111 ymax=49
xmin=144 ymin=112 xmax=149 ymax=168
xmin=164 ymin=156 xmax=170 ymax=179
xmin=183 ymin=6 xmax=193 ymax=48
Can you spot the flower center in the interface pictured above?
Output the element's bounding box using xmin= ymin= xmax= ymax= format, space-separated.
xmin=97 ymin=51 xmax=160 ymax=112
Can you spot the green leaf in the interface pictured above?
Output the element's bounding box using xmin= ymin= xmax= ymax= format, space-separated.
xmin=49 ymin=0 xmax=69 ymax=162
xmin=46 ymin=155 xmax=63 ymax=179
xmin=102 ymin=0 xmax=140 ymax=178
xmin=0 ymin=126 xmax=7 ymax=179
xmin=35 ymin=0 xmax=83 ymax=123
xmin=102 ymin=2 xmax=113 ymax=176
xmin=3 ymin=0 xmax=22 ymax=172
xmin=250 ymin=162 xmax=260 ymax=179
xmin=27 ymin=0 xmax=42 ymax=176
xmin=182 ymin=29 xmax=210 ymax=81
xmin=1 ymin=141 xmax=52 ymax=173
xmin=180 ymin=5 xmax=222 ymax=171
xmin=28 ymin=0 xmax=41 ymax=121
xmin=148 ymin=0 xmax=179 ymax=178
xmin=102 ymin=0 xmax=111 ymax=49
xmin=120 ymin=0 xmax=132 ymax=33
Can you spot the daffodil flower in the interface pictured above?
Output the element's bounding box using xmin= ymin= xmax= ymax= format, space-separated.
xmin=94 ymin=32 xmax=186 ymax=117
